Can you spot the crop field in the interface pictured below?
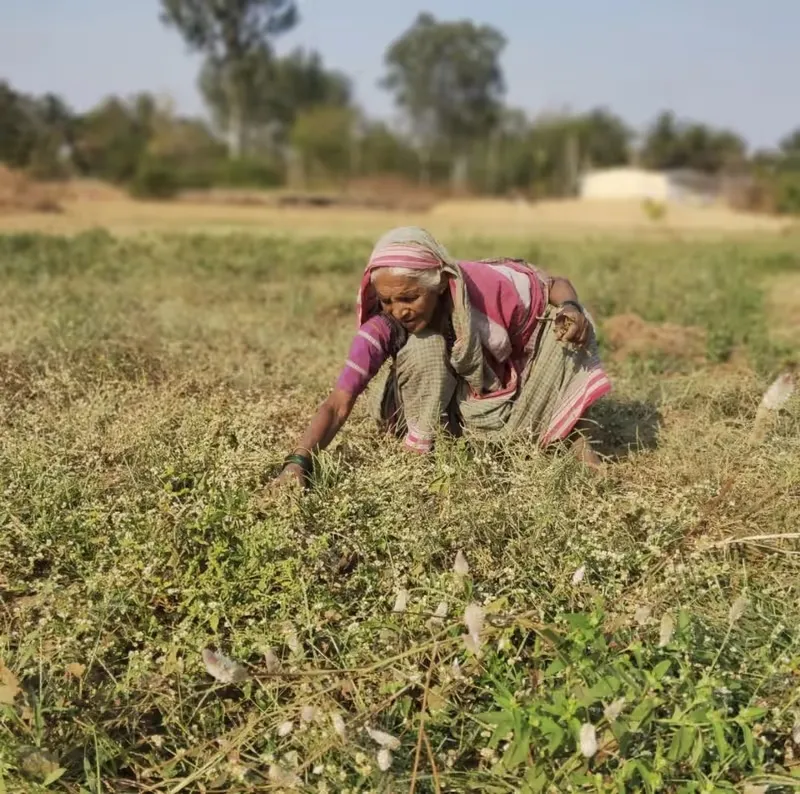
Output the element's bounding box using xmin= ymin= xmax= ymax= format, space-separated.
xmin=1 ymin=228 xmax=800 ymax=792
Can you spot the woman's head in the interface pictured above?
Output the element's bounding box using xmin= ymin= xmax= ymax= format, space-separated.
xmin=357 ymin=226 xmax=455 ymax=332
xmin=370 ymin=265 xmax=446 ymax=333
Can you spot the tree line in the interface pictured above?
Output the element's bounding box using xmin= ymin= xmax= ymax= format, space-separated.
xmin=2 ymin=0 xmax=799 ymax=211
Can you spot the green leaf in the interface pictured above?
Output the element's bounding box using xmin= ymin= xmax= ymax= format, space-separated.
xmin=710 ymin=716 xmax=729 ymax=760
xmin=586 ymin=678 xmax=618 ymax=702
xmin=477 ymin=710 xmax=513 ymax=727
xmin=741 ymin=723 xmax=755 ymax=758
xmin=688 ymin=706 xmax=709 ymax=723
xmin=690 ymin=729 xmax=705 ymax=766
xmin=42 ymin=768 xmax=67 ymax=787
xmin=668 ymin=725 xmax=695 ymax=762
xmin=522 ymin=767 xmax=549 ymax=793
xmin=544 ymin=658 xmax=567 ymax=678
xmin=538 ymin=716 xmax=566 ymax=754
xmin=629 ymin=697 xmax=659 ymax=728
xmin=538 ymin=628 xmax=563 ymax=647
xmin=619 ymin=759 xmax=638 ymax=782
xmin=678 ymin=609 xmax=691 ymax=631
xmin=633 ymin=760 xmax=662 ymax=794
xmin=737 ymin=706 xmax=768 ymax=722
xmin=563 ymin=613 xmax=592 ymax=631
xmin=651 ymin=660 xmax=672 ymax=681
xmin=502 ymin=726 xmax=531 ymax=769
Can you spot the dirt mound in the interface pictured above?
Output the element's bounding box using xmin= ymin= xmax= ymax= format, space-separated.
xmin=0 ymin=165 xmax=63 ymax=214
xmin=63 ymin=178 xmax=127 ymax=202
xmin=602 ymin=313 xmax=707 ymax=361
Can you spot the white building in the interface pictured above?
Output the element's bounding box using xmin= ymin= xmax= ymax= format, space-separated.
xmin=578 ymin=166 xmax=720 ymax=205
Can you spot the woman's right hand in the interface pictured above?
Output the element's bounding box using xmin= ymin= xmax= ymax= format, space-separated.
xmin=272 ymin=463 xmax=307 ymax=491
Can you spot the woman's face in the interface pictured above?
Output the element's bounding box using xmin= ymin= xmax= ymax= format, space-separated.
xmin=371 ymin=270 xmax=445 ymax=334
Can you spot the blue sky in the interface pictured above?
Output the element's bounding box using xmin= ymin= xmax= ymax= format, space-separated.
xmin=1 ymin=0 xmax=797 ymax=149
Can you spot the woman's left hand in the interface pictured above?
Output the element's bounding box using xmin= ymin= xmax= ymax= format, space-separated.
xmin=554 ymin=305 xmax=591 ymax=347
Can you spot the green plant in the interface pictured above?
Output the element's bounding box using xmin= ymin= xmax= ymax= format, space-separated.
xmin=0 ymin=232 xmax=798 ymax=791
xmin=128 ymin=156 xmax=181 ymax=199
xmin=642 ymin=197 xmax=668 ymax=223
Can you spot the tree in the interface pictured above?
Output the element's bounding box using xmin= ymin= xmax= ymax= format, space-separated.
xmin=72 ymin=95 xmax=155 ymax=183
xmin=199 ymin=46 xmax=351 ymax=152
xmin=578 ymin=108 xmax=631 ymax=169
xmin=290 ymin=105 xmax=355 ymax=186
xmin=639 ymin=111 xmax=682 ymax=170
xmin=381 ymin=12 xmax=506 ymax=189
xmin=159 ymin=0 xmax=298 ymax=157
xmin=640 ymin=110 xmax=746 ymax=174
xmin=778 ymin=128 xmax=800 ymax=170
xmin=358 ymin=121 xmax=419 ymax=179
xmin=0 ymin=82 xmax=76 ymax=176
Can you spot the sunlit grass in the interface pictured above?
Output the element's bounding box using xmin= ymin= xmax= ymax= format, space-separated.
xmin=1 ymin=230 xmax=799 ymax=792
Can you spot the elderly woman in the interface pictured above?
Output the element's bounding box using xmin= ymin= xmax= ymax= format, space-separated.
xmin=277 ymin=227 xmax=611 ymax=485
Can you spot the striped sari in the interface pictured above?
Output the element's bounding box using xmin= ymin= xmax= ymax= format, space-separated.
xmin=351 ymin=227 xmax=612 ymax=452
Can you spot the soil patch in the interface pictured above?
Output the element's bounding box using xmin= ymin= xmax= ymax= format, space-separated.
xmin=602 ymin=313 xmax=707 ymax=362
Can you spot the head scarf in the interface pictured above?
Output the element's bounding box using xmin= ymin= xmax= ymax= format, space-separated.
xmin=356 ymin=226 xmax=459 ymax=326
xmin=355 ymin=226 xmax=493 ymax=395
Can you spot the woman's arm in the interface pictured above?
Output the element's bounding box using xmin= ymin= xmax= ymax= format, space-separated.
xmin=277 ymin=388 xmax=357 ymax=485
xmin=277 ymin=315 xmax=393 ymax=486
xmin=548 ymin=275 xmax=579 ymax=306
xmin=547 ymin=275 xmax=591 ymax=346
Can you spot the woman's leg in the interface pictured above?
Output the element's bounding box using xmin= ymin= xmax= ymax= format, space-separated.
xmin=569 ymin=418 xmax=603 ymax=469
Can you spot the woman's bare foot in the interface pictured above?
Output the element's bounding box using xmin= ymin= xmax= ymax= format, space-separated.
xmin=571 ymin=434 xmax=603 ymax=470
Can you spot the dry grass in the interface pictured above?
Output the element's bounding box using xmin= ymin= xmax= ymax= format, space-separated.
xmin=767 ymin=271 xmax=800 ymax=345
xmin=0 ymin=230 xmax=799 ymax=791
xmin=0 ymin=189 xmax=797 ymax=239
xmin=0 ymin=165 xmax=64 ymax=215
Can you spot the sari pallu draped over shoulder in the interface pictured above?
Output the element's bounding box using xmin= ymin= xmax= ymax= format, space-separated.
xmin=357 ymin=226 xmax=549 ymax=398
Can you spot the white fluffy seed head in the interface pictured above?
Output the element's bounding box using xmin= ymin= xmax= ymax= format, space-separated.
xmin=659 ymin=613 xmax=675 ymax=647
xmin=454 ymin=550 xmax=470 ymax=576
xmin=277 ymin=720 xmax=294 ymax=737
xmin=264 ymin=647 xmax=281 ymax=673
xmin=268 ymin=765 xmax=301 ymax=788
xmin=603 ymin=698 xmax=626 ymax=722
xmin=201 ymin=648 xmax=248 ymax=684
xmin=759 ymin=372 xmax=795 ymax=411
xmin=392 ymin=589 xmax=409 ymax=613
xmin=377 ymin=748 xmax=392 ymax=771
xmin=331 ymin=713 xmax=347 ymax=740
xmin=729 ymin=596 xmax=748 ymax=624
xmin=579 ymin=723 xmax=598 ymax=758
xmin=301 ymin=705 xmax=316 ymax=723
xmin=366 ymin=727 xmax=401 ymax=750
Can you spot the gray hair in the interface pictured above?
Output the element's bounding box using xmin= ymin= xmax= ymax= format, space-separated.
xmin=369 ymin=266 xmax=442 ymax=292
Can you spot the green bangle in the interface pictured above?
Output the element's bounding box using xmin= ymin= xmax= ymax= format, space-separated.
xmin=283 ymin=453 xmax=312 ymax=473
xmin=558 ymin=300 xmax=584 ymax=315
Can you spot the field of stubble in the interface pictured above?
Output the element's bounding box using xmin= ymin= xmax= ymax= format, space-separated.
xmin=1 ymin=229 xmax=799 ymax=793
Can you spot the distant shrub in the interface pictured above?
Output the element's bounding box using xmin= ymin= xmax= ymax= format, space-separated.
xmin=129 ymin=157 xmax=180 ymax=199
xmin=212 ymin=157 xmax=283 ymax=189
xmin=641 ymin=197 xmax=667 ymax=222
xmin=774 ymin=172 xmax=800 ymax=215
